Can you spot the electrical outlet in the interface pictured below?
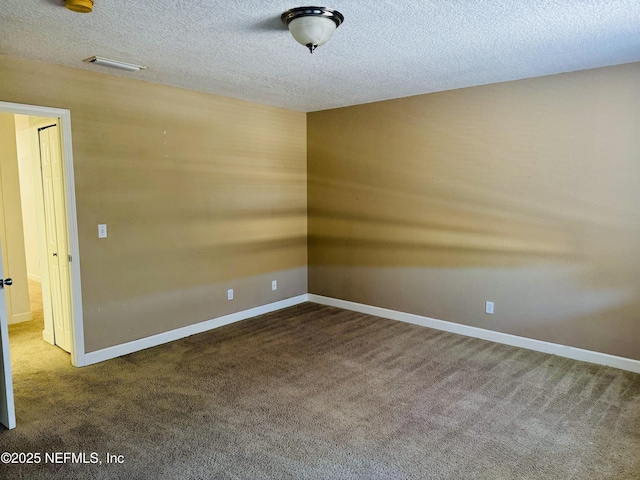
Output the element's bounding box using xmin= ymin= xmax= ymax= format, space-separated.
xmin=485 ymin=301 xmax=494 ymax=314
xmin=227 ymin=289 xmax=234 ymax=301
xmin=272 ymin=280 xmax=277 ymax=291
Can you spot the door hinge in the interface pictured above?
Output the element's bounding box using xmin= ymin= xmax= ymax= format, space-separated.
xmin=68 ymin=254 xmax=72 ymax=262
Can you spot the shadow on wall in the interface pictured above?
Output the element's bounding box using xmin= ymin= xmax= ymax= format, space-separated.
xmin=308 ymin=169 xmax=640 ymax=284
xmin=306 ymin=65 xmax=640 ymax=359
xmin=307 ymin=66 xmax=640 ymax=286
xmin=307 ymin=168 xmax=640 ymax=359
xmin=78 ymin=118 xmax=308 ymax=302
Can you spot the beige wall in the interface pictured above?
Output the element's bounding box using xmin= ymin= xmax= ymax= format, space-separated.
xmin=3 ymin=52 xmax=638 ymax=362
xmin=0 ymin=114 xmax=31 ymax=324
xmin=308 ymin=63 xmax=640 ymax=360
xmin=14 ymin=115 xmax=41 ymax=281
xmin=0 ymin=54 xmax=307 ymax=352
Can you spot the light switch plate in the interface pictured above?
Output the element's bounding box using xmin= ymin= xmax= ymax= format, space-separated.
xmin=98 ymin=224 xmax=107 ymax=238
xmin=485 ymin=301 xmax=494 ymax=314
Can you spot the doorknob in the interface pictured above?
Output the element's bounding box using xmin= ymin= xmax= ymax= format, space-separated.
xmin=53 ymin=253 xmax=58 ymax=257
xmin=0 ymin=278 xmax=12 ymax=288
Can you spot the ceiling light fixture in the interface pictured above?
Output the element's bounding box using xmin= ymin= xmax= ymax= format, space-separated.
xmin=65 ymin=0 xmax=94 ymax=13
xmin=281 ymin=6 xmax=344 ymax=53
xmin=83 ymin=56 xmax=147 ymax=72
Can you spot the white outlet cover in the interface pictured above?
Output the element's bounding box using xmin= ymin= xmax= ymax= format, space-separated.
xmin=272 ymin=280 xmax=277 ymax=291
xmin=227 ymin=289 xmax=234 ymax=300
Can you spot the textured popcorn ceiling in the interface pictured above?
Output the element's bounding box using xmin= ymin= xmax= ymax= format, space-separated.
xmin=0 ymin=1 xmax=639 ymax=112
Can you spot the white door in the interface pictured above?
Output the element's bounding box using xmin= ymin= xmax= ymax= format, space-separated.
xmin=38 ymin=126 xmax=71 ymax=353
xmin=0 ymin=244 xmax=17 ymax=430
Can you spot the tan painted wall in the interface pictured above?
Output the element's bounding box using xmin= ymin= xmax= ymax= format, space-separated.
xmin=0 ymin=114 xmax=31 ymax=324
xmin=0 ymin=54 xmax=307 ymax=352
xmin=15 ymin=115 xmax=41 ymax=281
xmin=308 ymin=63 xmax=640 ymax=360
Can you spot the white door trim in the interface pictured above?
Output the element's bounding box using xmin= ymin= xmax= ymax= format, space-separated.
xmin=0 ymin=101 xmax=85 ymax=367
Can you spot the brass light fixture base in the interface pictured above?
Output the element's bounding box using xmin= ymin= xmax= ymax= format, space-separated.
xmin=65 ymin=0 xmax=94 ymax=13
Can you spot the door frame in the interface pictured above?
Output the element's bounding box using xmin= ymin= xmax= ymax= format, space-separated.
xmin=0 ymin=101 xmax=85 ymax=367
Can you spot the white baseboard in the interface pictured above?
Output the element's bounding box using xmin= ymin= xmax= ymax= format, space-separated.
xmin=78 ymin=292 xmax=640 ymax=374
xmin=27 ymin=274 xmax=41 ymax=283
xmin=308 ymin=294 xmax=640 ymax=374
xmin=8 ymin=311 xmax=32 ymax=325
xmin=81 ymin=294 xmax=309 ymax=366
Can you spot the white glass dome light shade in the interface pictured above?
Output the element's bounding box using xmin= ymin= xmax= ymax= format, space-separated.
xmin=288 ymin=16 xmax=337 ymax=52
xmin=281 ymin=7 xmax=344 ymax=53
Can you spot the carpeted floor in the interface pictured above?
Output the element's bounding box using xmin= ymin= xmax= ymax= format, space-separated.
xmin=1 ymin=295 xmax=639 ymax=479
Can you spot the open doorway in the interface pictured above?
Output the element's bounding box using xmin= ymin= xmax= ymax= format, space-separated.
xmin=1 ymin=114 xmax=72 ymax=353
xmin=0 ymin=101 xmax=85 ymax=429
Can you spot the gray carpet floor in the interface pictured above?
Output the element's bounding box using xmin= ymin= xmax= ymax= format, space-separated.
xmin=1 ymin=290 xmax=639 ymax=479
